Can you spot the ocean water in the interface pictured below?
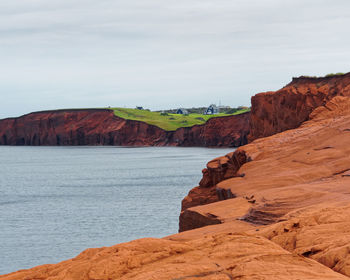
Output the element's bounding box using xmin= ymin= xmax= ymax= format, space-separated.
xmin=0 ymin=146 xmax=233 ymax=275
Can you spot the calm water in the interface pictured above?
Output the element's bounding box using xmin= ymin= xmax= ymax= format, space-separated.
xmin=0 ymin=146 xmax=233 ymax=275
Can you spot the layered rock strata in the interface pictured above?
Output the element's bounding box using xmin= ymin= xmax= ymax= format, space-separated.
xmin=0 ymin=109 xmax=250 ymax=147
xmin=3 ymin=77 xmax=350 ymax=279
xmin=2 ymin=233 xmax=346 ymax=280
xmin=179 ymin=149 xmax=249 ymax=231
xmin=169 ymin=113 xmax=250 ymax=147
xmin=180 ymin=72 xmax=350 ymax=227
xmin=249 ymin=72 xmax=350 ymax=141
xmin=176 ymin=95 xmax=350 ymax=277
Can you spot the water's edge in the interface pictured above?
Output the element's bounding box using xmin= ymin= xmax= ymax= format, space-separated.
xmin=0 ymin=146 xmax=234 ymax=274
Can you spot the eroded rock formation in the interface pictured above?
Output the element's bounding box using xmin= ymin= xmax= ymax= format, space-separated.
xmin=3 ymin=76 xmax=350 ymax=279
xmin=2 ymin=234 xmax=347 ymax=280
xmin=249 ymin=73 xmax=350 ymax=141
xmin=170 ymin=112 xmax=250 ymax=147
xmin=176 ymin=95 xmax=350 ymax=277
xmin=179 ymin=149 xmax=248 ymax=231
xmin=179 ymin=73 xmax=350 ymax=227
xmin=0 ymin=109 xmax=167 ymax=146
xmin=0 ymin=109 xmax=250 ymax=147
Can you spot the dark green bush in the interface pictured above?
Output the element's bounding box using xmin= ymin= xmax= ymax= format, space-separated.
xmin=325 ymin=72 xmax=345 ymax=77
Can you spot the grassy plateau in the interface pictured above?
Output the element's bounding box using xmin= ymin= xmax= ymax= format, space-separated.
xmin=111 ymin=107 xmax=250 ymax=131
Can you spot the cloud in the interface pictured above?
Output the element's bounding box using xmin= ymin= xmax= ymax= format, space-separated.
xmin=1 ymin=0 xmax=350 ymax=118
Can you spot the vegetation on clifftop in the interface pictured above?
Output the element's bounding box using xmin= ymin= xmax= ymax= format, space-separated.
xmin=111 ymin=107 xmax=250 ymax=131
xmin=325 ymin=72 xmax=346 ymax=77
xmin=297 ymin=72 xmax=347 ymax=79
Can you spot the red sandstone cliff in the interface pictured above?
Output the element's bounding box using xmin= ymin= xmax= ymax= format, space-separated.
xmin=0 ymin=109 xmax=250 ymax=147
xmin=0 ymin=109 xmax=167 ymax=146
xmin=169 ymin=112 xmax=250 ymax=147
xmin=180 ymin=72 xmax=350 ymax=231
xmin=4 ymin=74 xmax=350 ymax=280
xmin=3 ymin=95 xmax=350 ymax=280
xmin=181 ymin=73 xmax=350 ymax=212
xmin=174 ymin=95 xmax=350 ymax=278
xmin=249 ymin=73 xmax=350 ymax=141
xmin=4 ymin=75 xmax=350 ymax=279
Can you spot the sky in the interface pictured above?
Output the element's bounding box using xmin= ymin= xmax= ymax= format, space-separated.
xmin=1 ymin=0 xmax=350 ymax=118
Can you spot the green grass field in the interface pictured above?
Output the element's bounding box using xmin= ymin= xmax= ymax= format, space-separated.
xmin=111 ymin=107 xmax=250 ymax=131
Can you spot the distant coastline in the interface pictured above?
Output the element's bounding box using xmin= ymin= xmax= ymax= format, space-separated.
xmin=0 ymin=108 xmax=250 ymax=147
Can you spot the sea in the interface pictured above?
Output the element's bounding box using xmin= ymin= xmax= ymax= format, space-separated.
xmin=0 ymin=146 xmax=233 ymax=275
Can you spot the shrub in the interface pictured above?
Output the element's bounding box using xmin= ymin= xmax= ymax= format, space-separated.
xmin=325 ymin=72 xmax=345 ymax=78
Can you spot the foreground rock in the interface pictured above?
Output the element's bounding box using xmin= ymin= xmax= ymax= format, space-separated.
xmin=0 ymin=109 xmax=249 ymax=147
xmin=177 ymin=95 xmax=350 ymax=277
xmin=2 ymin=233 xmax=346 ymax=280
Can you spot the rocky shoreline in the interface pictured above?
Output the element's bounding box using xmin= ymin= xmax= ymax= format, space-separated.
xmin=2 ymin=73 xmax=350 ymax=279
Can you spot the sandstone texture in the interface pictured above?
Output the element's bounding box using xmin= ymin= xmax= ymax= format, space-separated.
xmin=0 ymin=110 xmax=249 ymax=147
xmin=2 ymin=234 xmax=347 ymax=280
xmin=181 ymin=73 xmax=350 ymax=219
xmin=0 ymin=109 xmax=167 ymax=146
xmin=3 ymin=76 xmax=350 ymax=279
xmin=169 ymin=112 xmax=250 ymax=147
xmin=180 ymin=149 xmax=249 ymax=230
xmin=249 ymin=72 xmax=350 ymax=141
xmin=177 ymin=95 xmax=350 ymax=278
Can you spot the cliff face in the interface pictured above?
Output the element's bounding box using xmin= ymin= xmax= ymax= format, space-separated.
xmin=4 ymin=95 xmax=350 ymax=280
xmin=0 ymin=110 xmax=250 ymax=147
xmin=5 ymin=75 xmax=350 ymax=279
xmin=179 ymin=149 xmax=248 ymax=232
xmin=170 ymin=112 xmax=250 ymax=147
xmin=0 ymin=109 xmax=168 ymax=146
xmin=179 ymin=73 xmax=350 ymax=223
xmin=248 ymin=73 xmax=350 ymax=141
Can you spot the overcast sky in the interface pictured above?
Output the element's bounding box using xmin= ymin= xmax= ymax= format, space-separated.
xmin=1 ymin=0 xmax=350 ymax=118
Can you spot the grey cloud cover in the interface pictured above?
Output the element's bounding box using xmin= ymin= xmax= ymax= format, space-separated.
xmin=1 ymin=0 xmax=350 ymax=118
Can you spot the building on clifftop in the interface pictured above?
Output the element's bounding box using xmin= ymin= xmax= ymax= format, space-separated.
xmin=176 ymin=108 xmax=189 ymax=115
xmin=204 ymin=104 xmax=219 ymax=115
